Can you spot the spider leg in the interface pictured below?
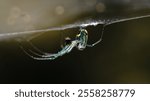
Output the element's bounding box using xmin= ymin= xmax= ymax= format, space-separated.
xmin=20 ymin=40 xmax=78 ymax=60
xmin=20 ymin=44 xmax=58 ymax=60
xmin=86 ymin=25 xmax=105 ymax=47
xmin=26 ymin=40 xmax=51 ymax=55
xmin=18 ymin=40 xmax=59 ymax=60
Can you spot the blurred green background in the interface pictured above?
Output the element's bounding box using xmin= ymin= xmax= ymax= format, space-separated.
xmin=0 ymin=0 xmax=150 ymax=83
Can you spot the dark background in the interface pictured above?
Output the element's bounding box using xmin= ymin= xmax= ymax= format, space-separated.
xmin=0 ymin=0 xmax=150 ymax=83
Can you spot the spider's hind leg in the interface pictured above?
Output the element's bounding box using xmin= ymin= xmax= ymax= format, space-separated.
xmin=17 ymin=39 xmax=55 ymax=60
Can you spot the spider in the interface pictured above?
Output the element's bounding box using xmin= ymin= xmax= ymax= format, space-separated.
xmin=22 ymin=28 xmax=89 ymax=60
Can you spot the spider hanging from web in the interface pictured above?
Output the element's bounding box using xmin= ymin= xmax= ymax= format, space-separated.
xmin=21 ymin=28 xmax=97 ymax=60
xmin=19 ymin=14 xmax=150 ymax=60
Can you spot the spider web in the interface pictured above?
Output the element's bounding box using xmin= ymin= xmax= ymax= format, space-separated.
xmin=0 ymin=14 xmax=150 ymax=41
